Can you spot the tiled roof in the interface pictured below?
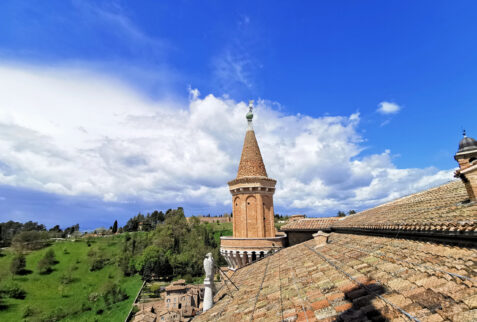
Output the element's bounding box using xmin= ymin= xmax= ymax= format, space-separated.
xmin=281 ymin=217 xmax=339 ymax=231
xmin=333 ymin=180 xmax=477 ymax=235
xmin=195 ymin=233 xmax=477 ymax=321
xmin=236 ymin=130 xmax=268 ymax=178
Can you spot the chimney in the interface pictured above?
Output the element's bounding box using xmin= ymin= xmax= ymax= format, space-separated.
xmin=313 ymin=230 xmax=330 ymax=247
xmin=454 ymin=130 xmax=477 ymax=202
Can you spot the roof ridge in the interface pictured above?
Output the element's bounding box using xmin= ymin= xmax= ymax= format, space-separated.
xmin=349 ymin=179 xmax=460 ymax=216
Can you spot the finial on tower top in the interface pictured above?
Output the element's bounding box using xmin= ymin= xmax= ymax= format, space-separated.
xmin=246 ymin=100 xmax=254 ymax=130
xmin=463 ymin=129 xmax=467 ymax=137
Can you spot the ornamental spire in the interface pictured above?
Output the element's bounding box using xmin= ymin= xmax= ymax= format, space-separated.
xmin=246 ymin=100 xmax=254 ymax=130
xmin=236 ymin=100 xmax=268 ymax=178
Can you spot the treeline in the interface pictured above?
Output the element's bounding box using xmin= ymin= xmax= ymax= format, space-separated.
xmin=122 ymin=210 xmax=165 ymax=232
xmin=0 ymin=221 xmax=79 ymax=248
xmin=117 ymin=207 xmax=224 ymax=282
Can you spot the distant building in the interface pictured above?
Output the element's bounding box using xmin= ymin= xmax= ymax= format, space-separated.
xmin=133 ymin=280 xmax=203 ymax=322
xmin=164 ymin=280 xmax=201 ymax=317
xmin=187 ymin=216 xmax=232 ymax=224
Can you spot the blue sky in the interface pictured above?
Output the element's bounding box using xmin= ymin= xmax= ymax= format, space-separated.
xmin=0 ymin=1 xmax=475 ymax=230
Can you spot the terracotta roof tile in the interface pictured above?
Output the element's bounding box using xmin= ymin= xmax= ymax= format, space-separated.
xmin=236 ymin=130 xmax=268 ymax=178
xmin=194 ymin=233 xmax=477 ymax=321
xmin=280 ymin=217 xmax=339 ymax=231
xmin=333 ymin=180 xmax=477 ymax=234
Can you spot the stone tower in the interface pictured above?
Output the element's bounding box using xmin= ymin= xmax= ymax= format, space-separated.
xmin=454 ymin=130 xmax=477 ymax=201
xmin=220 ymin=101 xmax=286 ymax=270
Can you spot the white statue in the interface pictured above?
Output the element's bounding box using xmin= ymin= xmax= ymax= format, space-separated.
xmin=204 ymin=252 xmax=214 ymax=279
xmin=203 ymin=252 xmax=215 ymax=312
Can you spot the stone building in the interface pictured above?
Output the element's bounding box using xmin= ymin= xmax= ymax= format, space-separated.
xmin=186 ymin=215 xmax=232 ymax=224
xmin=164 ymin=280 xmax=201 ymax=318
xmin=133 ymin=280 xmax=202 ymax=322
xmin=220 ymin=102 xmax=286 ymax=269
xmin=195 ymin=132 xmax=477 ymax=321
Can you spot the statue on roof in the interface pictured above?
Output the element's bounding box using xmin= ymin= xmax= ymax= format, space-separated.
xmin=203 ymin=252 xmax=214 ymax=279
xmin=203 ymin=253 xmax=215 ymax=312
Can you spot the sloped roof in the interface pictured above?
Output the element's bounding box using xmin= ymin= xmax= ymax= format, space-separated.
xmin=280 ymin=217 xmax=339 ymax=231
xmin=195 ymin=233 xmax=477 ymax=321
xmin=334 ymin=180 xmax=477 ymax=235
xmin=236 ymin=130 xmax=268 ymax=178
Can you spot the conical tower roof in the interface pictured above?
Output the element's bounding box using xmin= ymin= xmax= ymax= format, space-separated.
xmin=236 ymin=129 xmax=268 ymax=178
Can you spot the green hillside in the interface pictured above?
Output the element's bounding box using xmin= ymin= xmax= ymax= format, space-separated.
xmin=0 ymin=236 xmax=142 ymax=322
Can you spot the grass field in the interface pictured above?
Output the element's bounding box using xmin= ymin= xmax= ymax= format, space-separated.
xmin=0 ymin=236 xmax=142 ymax=322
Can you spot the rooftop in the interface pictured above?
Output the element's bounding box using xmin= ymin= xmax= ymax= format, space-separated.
xmin=281 ymin=217 xmax=339 ymax=231
xmin=195 ymin=179 xmax=477 ymax=321
xmin=333 ymin=180 xmax=476 ymax=238
xmin=196 ymin=234 xmax=476 ymax=321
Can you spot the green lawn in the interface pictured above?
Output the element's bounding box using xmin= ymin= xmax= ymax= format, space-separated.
xmin=0 ymin=236 xmax=142 ymax=322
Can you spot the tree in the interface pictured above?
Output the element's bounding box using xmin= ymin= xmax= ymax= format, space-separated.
xmin=21 ymin=221 xmax=46 ymax=232
xmin=348 ymin=210 xmax=357 ymax=215
xmin=12 ymin=231 xmax=49 ymax=251
xmin=135 ymin=245 xmax=172 ymax=280
xmin=10 ymin=254 xmax=26 ymax=275
xmin=337 ymin=211 xmax=347 ymax=217
xmin=48 ymin=225 xmax=62 ymax=233
xmin=112 ymin=220 xmax=118 ymax=234
xmin=37 ymin=249 xmax=57 ymax=274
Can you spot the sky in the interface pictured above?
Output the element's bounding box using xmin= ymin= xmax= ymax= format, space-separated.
xmin=0 ymin=1 xmax=476 ymax=230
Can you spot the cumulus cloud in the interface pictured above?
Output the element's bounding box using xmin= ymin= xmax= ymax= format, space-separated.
xmin=377 ymin=101 xmax=401 ymax=114
xmin=0 ymin=64 xmax=453 ymax=215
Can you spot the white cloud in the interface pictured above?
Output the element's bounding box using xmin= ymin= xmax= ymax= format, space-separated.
xmin=0 ymin=64 xmax=453 ymax=215
xmin=377 ymin=101 xmax=401 ymax=114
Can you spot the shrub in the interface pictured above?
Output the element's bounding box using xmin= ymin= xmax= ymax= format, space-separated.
xmin=10 ymin=254 xmax=26 ymax=275
xmin=7 ymin=285 xmax=26 ymax=299
xmin=60 ymin=271 xmax=74 ymax=285
xmin=1 ymin=282 xmax=27 ymax=299
xmin=101 ymin=282 xmax=128 ymax=306
xmin=44 ymin=249 xmax=57 ymax=265
xmin=38 ymin=249 xmax=57 ymax=274
xmin=149 ymin=283 xmax=162 ymax=297
xmin=22 ymin=305 xmax=35 ymax=318
xmin=12 ymin=231 xmax=50 ymax=251
xmin=37 ymin=257 xmax=52 ymax=274
xmin=88 ymin=292 xmax=100 ymax=302
xmin=90 ymin=258 xmax=107 ymax=271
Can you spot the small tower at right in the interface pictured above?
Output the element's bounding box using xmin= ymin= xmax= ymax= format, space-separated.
xmin=454 ymin=130 xmax=477 ymax=201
